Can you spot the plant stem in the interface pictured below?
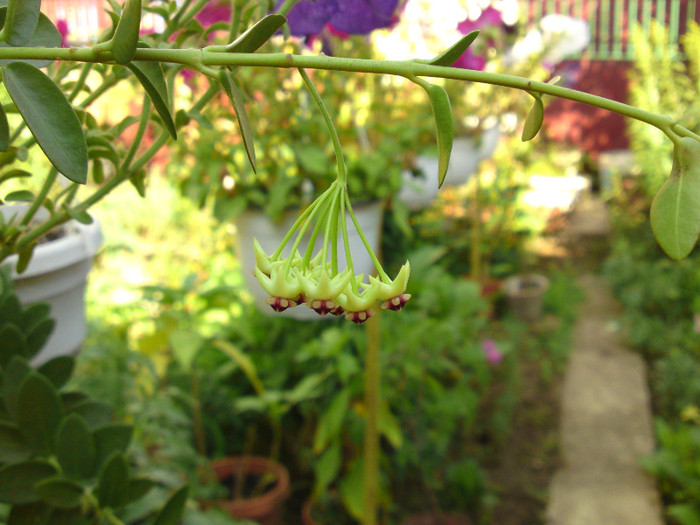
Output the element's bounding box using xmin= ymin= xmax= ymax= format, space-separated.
xmin=363 ymin=312 xmax=381 ymax=525
xmin=20 ymin=168 xmax=57 ymax=227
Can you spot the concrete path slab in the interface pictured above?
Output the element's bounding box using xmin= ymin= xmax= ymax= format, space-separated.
xmin=545 ymin=273 xmax=665 ymax=525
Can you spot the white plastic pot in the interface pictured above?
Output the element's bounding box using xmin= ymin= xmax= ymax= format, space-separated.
xmin=235 ymin=201 xmax=384 ymax=321
xmin=442 ymin=125 xmax=502 ymax=187
xmin=398 ymin=156 xmax=440 ymax=210
xmin=1 ymin=205 xmax=103 ymax=365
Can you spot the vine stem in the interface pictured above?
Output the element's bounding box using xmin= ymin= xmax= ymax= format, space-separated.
xmin=363 ymin=311 xmax=381 ymax=525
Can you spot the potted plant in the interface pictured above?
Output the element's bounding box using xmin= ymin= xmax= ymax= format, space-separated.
xmin=0 ymin=268 xmax=188 ymax=524
xmin=503 ymin=273 xmax=550 ymax=322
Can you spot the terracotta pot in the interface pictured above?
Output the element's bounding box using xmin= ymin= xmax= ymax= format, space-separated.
xmin=302 ymin=498 xmax=320 ymax=525
xmin=400 ymin=512 xmax=474 ymax=525
xmin=503 ymin=274 xmax=550 ymax=322
xmin=209 ymin=456 xmax=290 ymax=525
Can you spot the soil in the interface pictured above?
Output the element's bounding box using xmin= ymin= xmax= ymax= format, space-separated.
xmin=480 ymin=357 xmax=563 ymax=525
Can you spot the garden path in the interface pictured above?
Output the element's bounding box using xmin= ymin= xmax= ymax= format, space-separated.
xmin=545 ymin=197 xmax=665 ymax=525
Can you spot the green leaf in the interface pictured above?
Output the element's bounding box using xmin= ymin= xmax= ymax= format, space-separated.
xmin=128 ymin=477 xmax=156 ymax=502
xmin=219 ymin=71 xmax=257 ymax=173
xmin=67 ymin=400 xmax=113 ymax=430
xmin=313 ymin=388 xmax=350 ymax=454
xmin=0 ymin=324 xmax=28 ymax=366
xmin=60 ymin=391 xmax=88 ymax=411
xmin=312 ymin=442 xmax=341 ymax=498
xmin=378 ymin=402 xmax=402 ymax=449
xmin=668 ymin=504 xmax=700 ymax=525
xmin=6 ymin=0 xmax=41 ymax=46
xmin=56 ymin=414 xmax=95 ymax=480
xmin=7 ymin=502 xmax=52 ymax=525
xmin=37 ymin=356 xmax=74 ymax=390
xmin=522 ymin=93 xmax=544 ymax=142
xmin=0 ymin=420 xmax=32 ymax=462
xmin=427 ymin=31 xmax=480 ymax=67
xmin=96 ymin=452 xmax=129 ymax=509
xmin=650 ymin=137 xmax=700 ymax=259
xmin=35 ymin=477 xmax=84 ymax=509
xmin=47 ymin=508 xmax=88 ymax=525
xmin=153 ymin=485 xmax=189 ymax=525
xmin=0 ymin=102 xmax=9 ymax=151
xmin=0 ymin=168 xmax=31 ymax=184
xmin=15 ymin=372 xmax=64 ymax=454
xmin=111 ymin=0 xmax=142 ymax=64
xmin=93 ymin=423 xmax=133 ymax=471
xmin=168 ymin=329 xmax=203 ymax=372
xmin=67 ymin=209 xmax=93 ymax=225
xmin=25 ymin=318 xmax=55 ymax=358
xmin=3 ymin=356 xmax=30 ymax=419
xmin=4 ymin=62 xmax=88 ymax=184
xmin=417 ymin=80 xmax=452 ymax=187
xmin=0 ymin=10 xmax=60 ymax=68
xmin=339 ymin=459 xmax=364 ymax=521
xmin=15 ymin=242 xmax=37 ymax=275
xmin=4 ymin=190 xmax=34 ymax=202
xmin=18 ymin=302 xmax=50 ymax=333
xmin=0 ymin=460 xmax=57 ymax=504
xmin=126 ymin=61 xmax=177 ymax=140
xmin=226 ymin=14 xmax=286 ymax=53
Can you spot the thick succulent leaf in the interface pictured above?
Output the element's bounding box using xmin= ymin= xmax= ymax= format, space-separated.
xmin=5 ymin=0 xmax=41 ymax=46
xmin=37 ymin=356 xmax=74 ymax=390
xmin=417 ymin=80 xmax=453 ymax=187
xmin=34 ymin=477 xmax=84 ymax=509
xmin=127 ymin=477 xmax=156 ymax=502
xmin=0 ymin=102 xmax=8 ymax=151
xmin=226 ymin=14 xmax=287 ymax=53
xmin=56 ymin=414 xmax=95 ymax=480
xmin=0 ymin=324 xmax=27 ymax=367
xmin=25 ymin=318 xmax=55 ymax=358
xmin=96 ymin=452 xmax=130 ymax=509
xmin=93 ymin=423 xmax=133 ymax=472
xmin=427 ymin=31 xmax=480 ymax=67
xmin=15 ymin=372 xmax=64 ymax=454
xmin=0 ymin=10 xmax=61 ymax=68
xmin=522 ymin=92 xmax=544 ymax=142
xmin=219 ymin=70 xmax=256 ymax=172
xmin=111 ymin=0 xmax=142 ymax=64
xmin=7 ymin=502 xmax=52 ymax=525
xmin=18 ymin=302 xmax=50 ymax=333
xmin=4 ymin=62 xmax=88 ymax=184
xmin=0 ymin=420 xmax=32 ymax=463
xmin=67 ymin=399 xmax=114 ymax=430
xmin=3 ymin=356 xmax=30 ymax=419
xmin=0 ymin=460 xmax=57 ymax=504
xmin=153 ymin=485 xmax=189 ymax=525
xmin=651 ymin=137 xmax=700 ymax=259
xmin=126 ymin=61 xmax=177 ymax=139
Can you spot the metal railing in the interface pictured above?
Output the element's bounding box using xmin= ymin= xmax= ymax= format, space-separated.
xmin=523 ymin=0 xmax=699 ymax=60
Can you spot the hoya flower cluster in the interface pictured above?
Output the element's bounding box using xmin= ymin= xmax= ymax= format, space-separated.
xmin=254 ymin=181 xmax=410 ymax=324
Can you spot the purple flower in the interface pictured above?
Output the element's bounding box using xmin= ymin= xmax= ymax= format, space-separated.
xmin=452 ymin=49 xmax=486 ymax=71
xmin=457 ymin=6 xmax=504 ymax=34
xmin=56 ymin=19 xmax=69 ymax=47
xmin=482 ymin=339 xmax=503 ymax=365
xmin=279 ymin=0 xmax=401 ymax=36
xmin=196 ymin=2 xmax=231 ymax=26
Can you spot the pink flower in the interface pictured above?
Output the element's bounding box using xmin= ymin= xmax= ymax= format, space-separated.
xmin=452 ymin=49 xmax=487 ymax=71
xmin=482 ymin=339 xmax=503 ymax=365
xmin=56 ymin=19 xmax=69 ymax=47
xmin=457 ymin=6 xmax=504 ymax=34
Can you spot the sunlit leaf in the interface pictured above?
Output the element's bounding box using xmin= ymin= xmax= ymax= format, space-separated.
xmin=226 ymin=14 xmax=286 ymax=53
xmin=522 ymin=92 xmax=544 ymax=142
xmin=427 ymin=31 xmax=480 ymax=67
xmin=650 ymin=137 xmax=700 ymax=259
xmin=4 ymin=62 xmax=88 ymax=183
xmin=417 ymin=80 xmax=453 ymax=187
xmin=111 ymin=0 xmax=142 ymax=64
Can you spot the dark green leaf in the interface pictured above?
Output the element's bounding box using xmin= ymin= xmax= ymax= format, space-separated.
xmin=96 ymin=452 xmax=129 ymax=509
xmin=92 ymin=159 xmax=104 ymax=184
xmin=153 ymin=485 xmax=189 ymax=525
xmin=18 ymin=302 xmax=50 ymax=332
xmin=220 ymin=70 xmax=256 ymax=172
xmin=4 ymin=190 xmax=34 ymax=202
xmin=0 ymin=292 xmax=21 ymax=324
xmin=417 ymin=80 xmax=452 ymax=188
xmin=15 ymin=242 xmax=37 ymax=275
xmin=128 ymin=477 xmax=156 ymax=502
xmin=0 ymin=324 xmax=28 ymax=366
xmin=37 ymin=356 xmax=74 ymax=390
xmin=93 ymin=424 xmax=132 ymax=471
xmin=313 ymin=388 xmax=350 ymax=454
xmin=0 ymin=102 xmax=9 ymax=151
xmin=47 ymin=508 xmax=88 ymax=525
xmin=226 ymin=14 xmax=286 ymax=53
xmin=15 ymin=372 xmax=63 ymax=454
xmin=25 ymin=318 xmax=55 ymax=357
xmin=651 ymin=137 xmax=700 ymax=259
xmin=0 ymin=460 xmax=56 ymax=504
xmin=67 ymin=209 xmax=93 ymax=225
xmin=427 ymin=31 xmax=480 ymax=67
xmin=7 ymin=502 xmax=52 ymax=525
xmin=60 ymin=391 xmax=88 ymax=411
xmin=312 ymin=442 xmax=341 ymax=498
xmin=6 ymin=0 xmax=41 ymax=46
xmin=56 ymin=414 xmax=95 ymax=480
xmin=0 ymin=168 xmax=31 ymax=184
xmin=67 ymin=400 xmax=113 ymax=430
xmin=126 ymin=61 xmax=176 ymax=140
xmin=522 ymin=93 xmax=544 ymax=142
xmin=0 ymin=420 xmax=32 ymax=462
xmin=4 ymin=62 xmax=88 ymax=184
xmin=0 ymin=11 xmax=61 ymax=68
xmin=35 ymin=477 xmax=84 ymax=508
xmin=111 ymin=0 xmax=142 ymax=64
xmin=3 ymin=356 xmax=30 ymax=419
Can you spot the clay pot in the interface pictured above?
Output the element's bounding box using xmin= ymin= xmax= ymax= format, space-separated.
xmin=400 ymin=512 xmax=474 ymax=525
xmin=503 ymin=274 xmax=550 ymax=322
xmin=209 ymin=456 xmax=290 ymax=525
